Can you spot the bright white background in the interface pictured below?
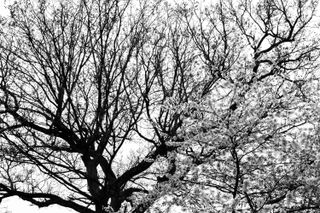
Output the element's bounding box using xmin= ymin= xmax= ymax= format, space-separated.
xmin=0 ymin=196 xmax=75 ymax=213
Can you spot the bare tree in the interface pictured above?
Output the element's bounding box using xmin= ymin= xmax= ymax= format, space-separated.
xmin=0 ymin=0 xmax=206 ymax=212
xmin=0 ymin=0 xmax=319 ymax=213
xmin=0 ymin=0 xmax=163 ymax=212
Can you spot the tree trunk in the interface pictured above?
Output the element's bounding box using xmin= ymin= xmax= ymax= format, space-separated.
xmin=110 ymin=196 xmax=121 ymax=212
xmin=95 ymin=203 xmax=103 ymax=213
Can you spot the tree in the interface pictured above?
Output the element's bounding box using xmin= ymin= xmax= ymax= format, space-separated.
xmin=0 ymin=0 xmax=319 ymax=212
xmin=170 ymin=0 xmax=320 ymax=212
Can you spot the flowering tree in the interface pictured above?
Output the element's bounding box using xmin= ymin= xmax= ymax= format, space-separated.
xmin=170 ymin=0 xmax=320 ymax=212
xmin=0 ymin=0 xmax=319 ymax=213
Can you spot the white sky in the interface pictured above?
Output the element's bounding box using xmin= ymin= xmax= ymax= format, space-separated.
xmin=0 ymin=196 xmax=75 ymax=213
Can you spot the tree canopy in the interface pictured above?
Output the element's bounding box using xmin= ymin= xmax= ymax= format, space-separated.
xmin=0 ymin=0 xmax=320 ymax=212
